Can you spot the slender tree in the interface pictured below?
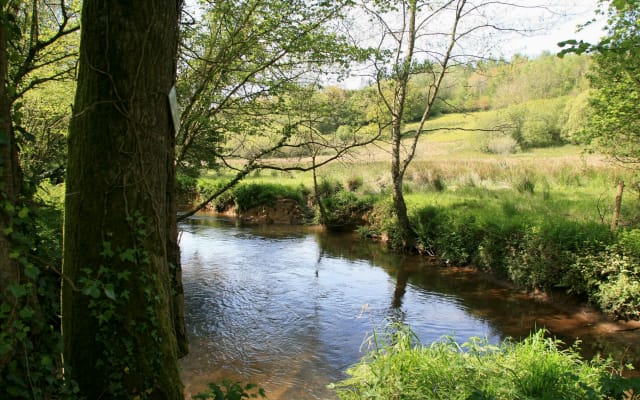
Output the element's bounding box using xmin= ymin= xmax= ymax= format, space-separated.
xmin=63 ymin=1 xmax=184 ymax=398
xmin=361 ymin=0 xmax=547 ymax=248
xmin=363 ymin=0 xmax=466 ymax=247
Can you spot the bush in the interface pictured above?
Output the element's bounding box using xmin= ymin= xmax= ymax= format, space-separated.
xmin=364 ymin=198 xmax=405 ymax=249
xmin=232 ymin=183 xmax=305 ymax=212
xmin=598 ymin=273 xmax=640 ymax=320
xmin=176 ymin=173 xmax=198 ymax=195
xmin=320 ymin=190 xmax=373 ymax=229
xmin=516 ymin=175 xmax=535 ymax=194
xmin=570 ymin=229 xmax=640 ymax=320
xmin=332 ymin=325 xmax=636 ymax=400
xmin=411 ymin=206 xmax=448 ymax=256
xmin=486 ymin=98 xmax=568 ymax=149
xmin=485 ymin=134 xmax=520 ymax=154
xmin=407 ymin=202 xmax=494 ymax=267
xmin=316 ymin=179 xmax=343 ymax=197
xmin=505 ymin=220 xmax=611 ymax=290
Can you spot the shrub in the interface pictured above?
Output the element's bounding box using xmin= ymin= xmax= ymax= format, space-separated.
xmin=364 ymin=198 xmax=405 ymax=249
xmin=316 ymin=178 xmax=343 ymax=197
xmin=516 ymin=175 xmax=535 ymax=194
xmin=598 ymin=273 xmax=640 ymax=320
xmin=570 ymin=229 xmax=640 ymax=320
xmin=320 ymin=190 xmax=373 ymax=229
xmin=232 ymin=183 xmax=304 ymax=212
xmin=411 ymin=206 xmax=448 ymax=256
xmin=487 ymin=98 xmax=568 ymax=149
xmin=485 ymin=134 xmax=520 ymax=155
xmin=505 ymin=220 xmax=611 ymax=290
xmin=176 ymin=173 xmax=198 ymax=195
xmin=475 ymin=218 xmax=525 ymax=276
xmin=197 ymin=181 xmax=234 ymax=212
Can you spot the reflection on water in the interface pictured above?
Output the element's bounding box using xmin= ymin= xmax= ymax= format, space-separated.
xmin=179 ymin=216 xmax=640 ymax=399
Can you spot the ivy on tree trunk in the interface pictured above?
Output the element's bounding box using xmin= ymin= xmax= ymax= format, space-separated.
xmin=63 ymin=1 xmax=185 ymax=398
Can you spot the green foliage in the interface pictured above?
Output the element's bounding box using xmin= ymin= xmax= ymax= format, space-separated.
xmin=571 ymin=229 xmax=640 ymax=320
xmin=516 ymin=175 xmax=536 ymax=194
xmin=562 ymin=90 xmax=594 ymax=144
xmin=490 ymin=97 xmax=569 ymax=149
xmin=319 ymin=189 xmax=373 ymax=228
xmin=362 ymin=198 xmax=406 ymax=250
xmin=397 ymin=188 xmax=640 ymax=319
xmin=176 ymin=0 xmax=366 ymax=172
xmin=193 ymin=380 xmax=266 ymax=400
xmin=177 ymin=173 xmax=198 ymax=195
xmin=333 ymin=325 xmax=633 ymax=400
xmin=439 ymin=54 xmax=590 ymax=114
xmin=561 ymin=0 xmax=640 ymax=166
xmin=75 ymin=212 xmax=170 ymax=398
xmin=0 ymin=194 xmax=79 ymax=399
xmin=232 ymin=183 xmax=305 ymax=212
xmin=504 ymin=220 xmax=612 ymax=290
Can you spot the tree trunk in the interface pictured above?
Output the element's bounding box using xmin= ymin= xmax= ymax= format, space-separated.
xmin=0 ymin=6 xmax=21 ymax=377
xmin=611 ymin=181 xmax=625 ymax=232
xmin=63 ymin=1 xmax=184 ymax=398
xmin=389 ymin=0 xmax=417 ymax=249
xmin=391 ymin=117 xmax=413 ymax=247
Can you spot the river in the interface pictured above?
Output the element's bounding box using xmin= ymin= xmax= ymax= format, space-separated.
xmin=178 ymin=215 xmax=640 ymax=399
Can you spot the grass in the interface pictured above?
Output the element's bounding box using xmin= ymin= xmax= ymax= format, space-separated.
xmin=331 ymin=325 xmax=640 ymax=400
xmin=199 ymin=142 xmax=635 ymax=228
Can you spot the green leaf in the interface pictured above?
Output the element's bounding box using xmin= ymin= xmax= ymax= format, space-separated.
xmin=19 ymin=306 xmax=35 ymax=320
xmin=17 ymin=206 xmax=29 ymax=219
xmin=82 ymin=284 xmax=101 ymax=299
xmin=101 ymin=241 xmax=115 ymax=258
xmin=120 ymin=248 xmax=136 ymax=263
xmin=0 ymin=341 xmax=12 ymax=356
xmin=8 ymin=283 xmax=28 ymax=299
xmin=104 ymin=284 xmax=117 ymax=301
xmin=24 ymin=263 xmax=40 ymax=280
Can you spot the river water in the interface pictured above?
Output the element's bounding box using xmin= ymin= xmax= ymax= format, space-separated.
xmin=178 ymin=216 xmax=640 ymax=399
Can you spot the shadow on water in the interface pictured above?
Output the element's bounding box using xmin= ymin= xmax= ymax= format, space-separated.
xmin=179 ymin=216 xmax=640 ymax=399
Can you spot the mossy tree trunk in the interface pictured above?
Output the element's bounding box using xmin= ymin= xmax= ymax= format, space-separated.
xmin=0 ymin=6 xmax=22 ymax=376
xmin=63 ymin=1 xmax=185 ymax=398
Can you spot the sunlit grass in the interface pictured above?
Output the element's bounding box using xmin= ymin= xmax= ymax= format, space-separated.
xmin=196 ymin=109 xmax=638 ymax=226
xmin=332 ymin=325 xmax=637 ymax=400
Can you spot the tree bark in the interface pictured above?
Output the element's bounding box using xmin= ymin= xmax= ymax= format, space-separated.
xmin=0 ymin=5 xmax=22 ymax=377
xmin=611 ymin=181 xmax=625 ymax=232
xmin=389 ymin=0 xmax=417 ymax=249
xmin=63 ymin=1 xmax=184 ymax=398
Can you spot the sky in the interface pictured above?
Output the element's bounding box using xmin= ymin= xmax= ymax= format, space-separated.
xmin=337 ymin=1 xmax=607 ymax=88
xmin=499 ymin=0 xmax=606 ymax=57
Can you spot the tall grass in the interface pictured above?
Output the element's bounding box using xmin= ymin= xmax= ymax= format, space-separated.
xmin=332 ymin=325 xmax=640 ymax=400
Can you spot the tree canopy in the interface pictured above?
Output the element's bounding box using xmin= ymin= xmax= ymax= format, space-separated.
xmin=561 ymin=0 xmax=640 ymax=166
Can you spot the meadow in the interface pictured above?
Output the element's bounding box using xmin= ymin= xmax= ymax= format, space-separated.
xmin=192 ymin=110 xmax=640 ymax=323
